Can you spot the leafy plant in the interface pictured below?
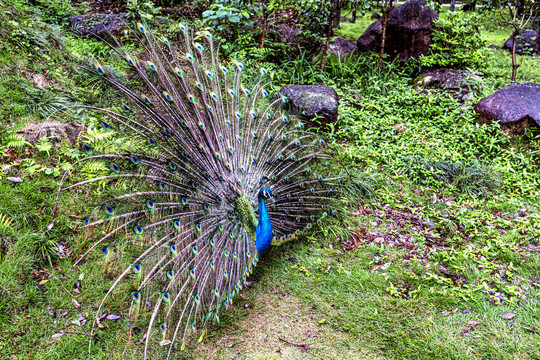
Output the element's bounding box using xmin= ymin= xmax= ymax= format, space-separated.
xmin=296 ymin=0 xmax=330 ymax=37
xmin=202 ymin=1 xmax=253 ymax=32
xmin=126 ymin=0 xmax=162 ymax=21
xmin=421 ymin=12 xmax=487 ymax=69
xmin=27 ymin=0 xmax=77 ymax=25
xmin=35 ymin=137 xmax=52 ymax=157
xmin=3 ymin=134 xmax=32 ymax=150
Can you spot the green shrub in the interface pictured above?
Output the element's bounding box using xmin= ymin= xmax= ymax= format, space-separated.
xmin=421 ymin=12 xmax=487 ymax=69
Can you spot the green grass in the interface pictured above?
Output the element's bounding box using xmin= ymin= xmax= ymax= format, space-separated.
xmin=1 ymin=1 xmax=540 ymax=359
xmin=335 ymin=14 xmax=374 ymax=41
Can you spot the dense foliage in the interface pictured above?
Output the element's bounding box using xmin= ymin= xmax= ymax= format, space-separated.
xmin=421 ymin=12 xmax=487 ymax=69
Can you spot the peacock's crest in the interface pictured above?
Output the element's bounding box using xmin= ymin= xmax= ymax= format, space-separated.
xmin=54 ymin=21 xmax=356 ymax=358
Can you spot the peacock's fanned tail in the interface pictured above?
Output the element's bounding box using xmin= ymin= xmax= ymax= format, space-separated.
xmin=57 ymin=22 xmax=352 ymax=358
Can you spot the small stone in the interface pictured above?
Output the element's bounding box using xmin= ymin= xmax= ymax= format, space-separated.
xmin=501 ymin=313 xmax=516 ymax=320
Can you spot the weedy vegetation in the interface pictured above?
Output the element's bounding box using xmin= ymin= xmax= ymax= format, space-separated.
xmin=1 ymin=0 xmax=540 ymax=359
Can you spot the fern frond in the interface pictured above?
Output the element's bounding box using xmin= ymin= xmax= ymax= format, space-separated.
xmin=3 ymin=134 xmax=32 ymax=149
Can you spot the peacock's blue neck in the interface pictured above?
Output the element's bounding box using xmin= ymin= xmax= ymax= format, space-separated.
xmin=255 ymin=196 xmax=273 ymax=253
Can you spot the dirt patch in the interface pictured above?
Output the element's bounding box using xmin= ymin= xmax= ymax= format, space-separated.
xmin=191 ymin=293 xmax=378 ymax=359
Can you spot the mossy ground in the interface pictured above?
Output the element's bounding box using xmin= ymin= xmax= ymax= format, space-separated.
xmin=1 ymin=1 xmax=540 ymax=359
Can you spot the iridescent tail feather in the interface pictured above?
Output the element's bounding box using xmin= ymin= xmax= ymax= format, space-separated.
xmin=53 ymin=21 xmax=359 ymax=358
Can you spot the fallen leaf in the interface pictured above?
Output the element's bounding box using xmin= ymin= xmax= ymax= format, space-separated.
xmin=106 ymin=314 xmax=121 ymax=321
xmin=288 ymin=257 xmax=300 ymax=262
xmin=51 ymin=333 xmax=64 ymax=339
xmin=73 ymin=279 xmax=82 ymax=294
xmin=524 ymin=327 xmax=538 ymax=333
xmin=462 ymin=308 xmax=473 ymax=314
xmin=58 ymin=311 xmax=69 ymax=318
xmin=440 ymin=308 xmax=451 ymax=316
xmin=71 ymin=319 xmax=81 ymax=327
xmin=72 ymin=298 xmax=81 ymax=309
xmin=7 ymin=177 xmax=23 ymax=183
xmin=502 ymin=313 xmax=516 ymax=320
xmin=98 ymin=311 xmax=108 ymax=320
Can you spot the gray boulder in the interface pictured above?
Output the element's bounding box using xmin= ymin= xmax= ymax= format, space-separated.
xmin=279 ymin=85 xmax=339 ymax=125
xmin=503 ymin=29 xmax=539 ymax=55
xmin=414 ymin=69 xmax=483 ymax=104
xmin=68 ymin=13 xmax=128 ymax=37
xmin=474 ymin=82 xmax=540 ymax=136
xmin=357 ymin=0 xmax=438 ymax=61
xmin=329 ymin=36 xmax=357 ymax=57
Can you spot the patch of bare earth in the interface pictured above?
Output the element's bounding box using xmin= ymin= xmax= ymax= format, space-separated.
xmin=192 ymin=293 xmax=381 ymax=360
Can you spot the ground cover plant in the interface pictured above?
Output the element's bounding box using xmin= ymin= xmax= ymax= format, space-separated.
xmin=1 ymin=0 xmax=540 ymax=359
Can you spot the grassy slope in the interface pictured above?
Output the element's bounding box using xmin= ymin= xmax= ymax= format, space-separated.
xmin=1 ymin=1 xmax=540 ymax=360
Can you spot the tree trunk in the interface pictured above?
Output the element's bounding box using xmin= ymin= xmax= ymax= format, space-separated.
xmin=449 ymin=0 xmax=456 ymax=12
xmin=511 ymin=32 xmax=519 ymax=82
xmin=333 ymin=0 xmax=342 ymax=29
xmin=352 ymin=0 xmax=357 ymax=22
xmin=379 ymin=11 xmax=389 ymax=68
xmin=320 ymin=0 xmax=337 ymax=72
xmin=259 ymin=9 xmax=268 ymax=49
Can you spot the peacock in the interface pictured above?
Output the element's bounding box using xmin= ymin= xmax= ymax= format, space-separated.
xmin=53 ymin=21 xmax=358 ymax=358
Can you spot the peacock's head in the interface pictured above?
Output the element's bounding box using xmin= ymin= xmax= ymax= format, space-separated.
xmin=259 ymin=187 xmax=273 ymax=200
